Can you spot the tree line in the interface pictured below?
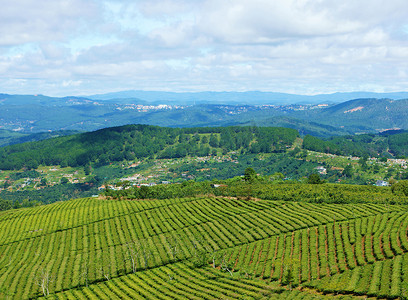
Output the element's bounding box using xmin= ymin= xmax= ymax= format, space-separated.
xmin=302 ymin=131 xmax=408 ymax=158
xmin=104 ymin=174 xmax=408 ymax=206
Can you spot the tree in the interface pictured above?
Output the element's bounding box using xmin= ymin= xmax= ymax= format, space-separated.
xmin=0 ymin=198 xmax=13 ymax=211
xmin=35 ymin=267 xmax=52 ymax=297
xmin=165 ymin=235 xmax=180 ymax=262
xmin=358 ymin=155 xmax=368 ymax=170
xmin=209 ymin=134 xmax=219 ymax=147
xmin=123 ymin=241 xmax=140 ymax=273
xmin=98 ymin=255 xmax=112 ymax=281
xmin=210 ymin=250 xmax=222 ymax=269
xmin=220 ymin=255 xmax=233 ymax=276
xmin=244 ymin=167 xmax=257 ymax=183
xmin=391 ymin=180 xmax=408 ymax=196
xmin=60 ymin=177 xmax=69 ymax=184
xmin=342 ymin=164 xmax=353 ymax=178
xmin=139 ymin=186 xmax=150 ymax=199
xmin=84 ymin=164 xmax=92 ymax=176
xmin=189 ymin=237 xmax=209 ymax=268
xmin=282 ymin=265 xmax=295 ymax=289
xmin=138 ymin=241 xmax=152 ymax=270
xmin=13 ymin=201 xmax=22 ymax=209
xmin=307 ymin=173 xmax=323 ymax=184
xmin=270 ymin=172 xmax=284 ymax=181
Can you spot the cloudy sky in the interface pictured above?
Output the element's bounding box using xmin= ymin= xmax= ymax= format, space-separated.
xmin=1 ymin=0 xmax=408 ymax=96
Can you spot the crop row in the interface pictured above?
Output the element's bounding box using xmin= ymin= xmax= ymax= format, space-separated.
xmin=42 ymin=263 xmax=275 ymax=300
xmin=305 ymin=252 xmax=408 ymax=299
xmin=0 ymin=197 xmax=400 ymax=246
xmin=0 ymin=197 xmax=404 ymax=298
xmin=218 ymin=211 xmax=408 ymax=290
xmin=0 ymin=197 xmax=194 ymax=245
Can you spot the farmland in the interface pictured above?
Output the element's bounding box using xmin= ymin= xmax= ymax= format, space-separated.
xmin=1 ymin=187 xmax=408 ymax=299
xmin=1 ymin=124 xmax=408 ymax=298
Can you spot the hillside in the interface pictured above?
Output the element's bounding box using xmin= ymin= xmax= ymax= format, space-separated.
xmin=243 ymin=116 xmax=353 ymax=137
xmin=295 ymin=98 xmax=408 ymax=133
xmin=303 ymin=131 xmax=408 ymax=158
xmin=2 ymin=122 xmax=408 ymax=206
xmin=1 ymin=183 xmax=408 ymax=299
xmin=3 ymin=122 xmax=408 ymax=174
xmin=0 ymin=125 xmax=299 ymax=170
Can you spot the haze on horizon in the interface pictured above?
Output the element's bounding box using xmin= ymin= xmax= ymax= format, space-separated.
xmin=1 ymin=0 xmax=408 ymax=98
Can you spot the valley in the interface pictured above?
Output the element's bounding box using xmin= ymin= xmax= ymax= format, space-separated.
xmin=1 ymin=124 xmax=408 ymax=207
xmin=0 ymin=116 xmax=408 ymax=299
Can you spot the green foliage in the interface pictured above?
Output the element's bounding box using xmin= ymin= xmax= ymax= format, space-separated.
xmin=0 ymin=198 xmax=12 ymax=211
xmin=0 ymin=125 xmax=299 ymax=170
xmin=8 ymin=169 xmax=40 ymax=180
xmin=60 ymin=177 xmax=69 ymax=184
xmin=244 ymin=167 xmax=257 ymax=182
xmin=343 ymin=164 xmax=353 ymax=178
xmin=190 ymin=249 xmax=209 ymax=268
xmin=388 ymin=132 xmax=408 ymax=157
xmin=0 ymin=182 xmax=98 ymax=205
xmin=391 ymin=180 xmax=408 ymax=196
xmin=303 ymin=131 xmax=408 ymax=158
xmin=303 ymin=135 xmax=341 ymax=155
xmin=282 ymin=265 xmax=295 ymax=287
xmin=105 ymin=178 xmax=407 ymax=205
xmin=307 ymin=173 xmax=323 ymax=184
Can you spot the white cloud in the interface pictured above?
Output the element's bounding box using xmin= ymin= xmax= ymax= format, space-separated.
xmin=0 ymin=0 xmax=99 ymax=46
xmin=197 ymin=0 xmax=362 ymax=43
xmin=148 ymin=21 xmax=195 ymax=47
xmin=1 ymin=0 xmax=408 ymax=96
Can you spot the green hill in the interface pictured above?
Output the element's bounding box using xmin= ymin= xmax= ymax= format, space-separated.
xmin=0 ymin=124 xmax=299 ymax=170
xmin=1 ymin=182 xmax=408 ymax=299
xmin=243 ymin=116 xmax=352 ymax=137
xmin=303 ymin=131 xmax=408 ymax=158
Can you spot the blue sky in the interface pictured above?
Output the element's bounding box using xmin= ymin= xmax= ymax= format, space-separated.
xmin=1 ymin=0 xmax=408 ymax=96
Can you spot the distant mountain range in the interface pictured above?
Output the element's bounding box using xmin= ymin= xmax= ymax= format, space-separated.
xmin=0 ymin=129 xmax=79 ymax=147
xmin=1 ymin=92 xmax=408 ymax=139
xmin=87 ymin=90 xmax=408 ymax=105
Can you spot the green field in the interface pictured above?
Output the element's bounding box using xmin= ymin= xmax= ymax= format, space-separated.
xmin=1 ymin=188 xmax=408 ymax=299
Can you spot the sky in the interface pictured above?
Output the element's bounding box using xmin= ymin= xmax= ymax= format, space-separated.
xmin=1 ymin=0 xmax=408 ymax=96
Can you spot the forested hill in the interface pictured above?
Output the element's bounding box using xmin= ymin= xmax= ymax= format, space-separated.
xmin=303 ymin=130 xmax=408 ymax=158
xmin=0 ymin=124 xmax=299 ymax=170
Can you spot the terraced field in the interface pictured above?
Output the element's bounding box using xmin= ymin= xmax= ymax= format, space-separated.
xmin=0 ymin=195 xmax=407 ymax=299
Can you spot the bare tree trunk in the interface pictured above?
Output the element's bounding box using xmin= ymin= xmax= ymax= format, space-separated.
xmin=165 ymin=235 xmax=180 ymax=261
xmin=221 ymin=256 xmax=233 ymax=276
xmin=124 ymin=241 xmax=140 ymax=273
xmin=35 ymin=268 xmax=52 ymax=297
